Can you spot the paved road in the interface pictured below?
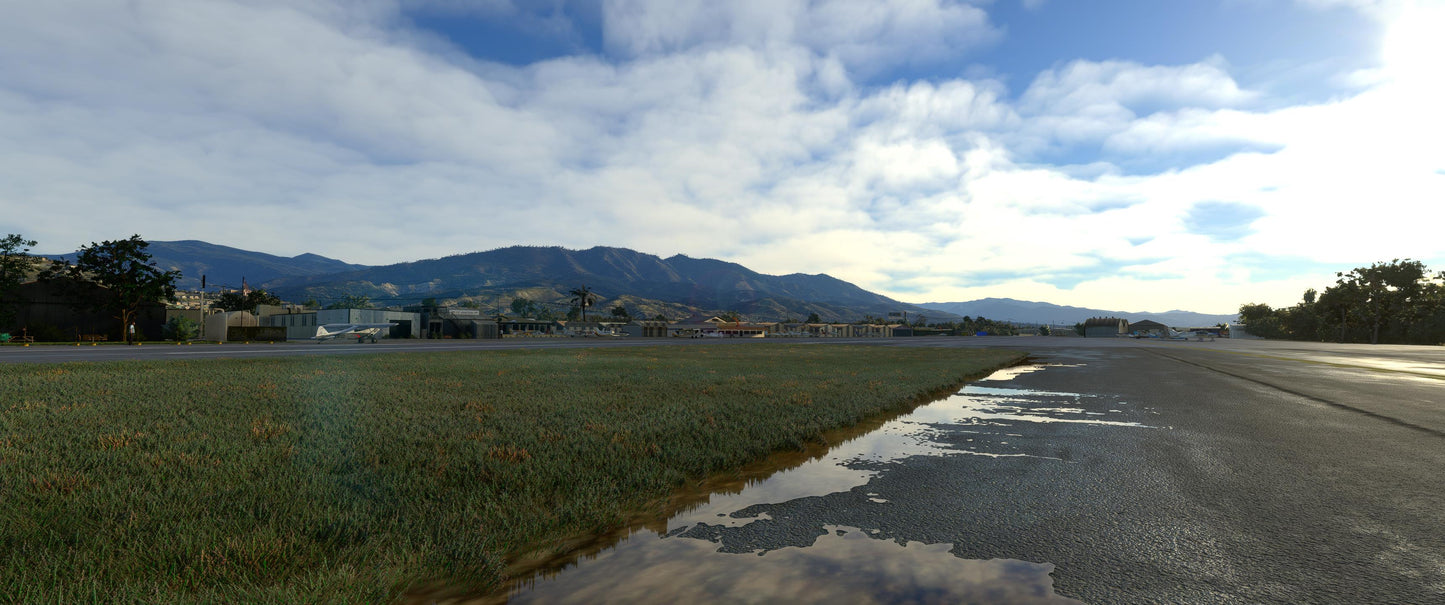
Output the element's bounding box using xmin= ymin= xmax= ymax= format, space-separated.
xmin=628 ymin=339 xmax=1445 ymax=604
xmin=7 ymin=336 xmax=1443 ymax=603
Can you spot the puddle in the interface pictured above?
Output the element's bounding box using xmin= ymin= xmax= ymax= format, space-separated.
xmin=495 ymin=525 xmax=1080 ymax=605
xmin=445 ymin=364 xmax=1137 ymax=604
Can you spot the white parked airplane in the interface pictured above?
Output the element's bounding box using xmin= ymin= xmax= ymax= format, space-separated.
xmin=312 ymin=323 xmax=396 ymax=343
xmin=1167 ymin=328 xmax=1216 ymax=341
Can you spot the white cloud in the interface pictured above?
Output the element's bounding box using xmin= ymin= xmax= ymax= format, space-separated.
xmin=0 ymin=0 xmax=1438 ymax=315
xmin=600 ymin=0 xmax=998 ymax=75
xmin=1101 ymin=108 xmax=1275 ymax=154
xmin=1021 ymin=58 xmax=1258 ymax=115
xmin=1009 ymin=58 xmax=1263 ymax=153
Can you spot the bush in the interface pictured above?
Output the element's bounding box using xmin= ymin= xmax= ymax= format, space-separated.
xmin=26 ymin=321 xmax=69 ymax=342
xmin=162 ymin=316 xmax=199 ymax=341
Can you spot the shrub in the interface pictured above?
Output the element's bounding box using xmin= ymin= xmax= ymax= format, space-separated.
xmin=162 ymin=316 xmax=200 ymax=341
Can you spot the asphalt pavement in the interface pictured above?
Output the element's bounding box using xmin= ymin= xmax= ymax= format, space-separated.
xmin=628 ymin=339 xmax=1445 ymax=604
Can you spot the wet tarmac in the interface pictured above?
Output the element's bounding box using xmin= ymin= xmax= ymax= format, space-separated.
xmin=461 ymin=364 xmax=1156 ymax=604
xmin=443 ymin=341 xmax=1445 ymax=604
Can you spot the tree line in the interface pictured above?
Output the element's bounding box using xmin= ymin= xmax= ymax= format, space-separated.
xmin=1238 ymin=259 xmax=1445 ymax=345
xmin=924 ymin=316 xmax=1020 ymax=336
xmin=2 ymin=234 xmax=180 ymax=344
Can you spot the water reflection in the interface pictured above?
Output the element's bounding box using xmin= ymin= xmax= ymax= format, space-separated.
xmin=501 ymin=525 xmax=1081 ymax=604
xmin=457 ymin=363 xmax=1140 ymax=604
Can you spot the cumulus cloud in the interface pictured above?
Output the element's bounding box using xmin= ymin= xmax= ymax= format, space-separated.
xmin=1021 ymin=58 xmax=1258 ymax=115
xmin=0 ymin=0 xmax=1438 ymax=314
xmin=1010 ymin=58 xmax=1262 ymax=154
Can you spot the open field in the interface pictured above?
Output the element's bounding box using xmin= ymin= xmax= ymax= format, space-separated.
xmin=0 ymin=344 xmax=1023 ymax=603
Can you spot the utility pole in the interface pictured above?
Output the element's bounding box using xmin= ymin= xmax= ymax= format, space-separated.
xmin=198 ymin=274 xmax=206 ymax=341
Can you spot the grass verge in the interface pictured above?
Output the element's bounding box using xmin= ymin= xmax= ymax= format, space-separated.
xmin=0 ymin=344 xmax=1023 ymax=603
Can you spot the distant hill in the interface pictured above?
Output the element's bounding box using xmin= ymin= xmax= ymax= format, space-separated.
xmin=915 ymin=298 xmax=1237 ymax=327
xmin=262 ymin=245 xmax=948 ymax=322
xmin=45 ymin=240 xmax=370 ymax=290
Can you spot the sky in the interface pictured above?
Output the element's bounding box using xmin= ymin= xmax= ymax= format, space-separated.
xmin=2 ymin=0 xmax=1441 ymax=313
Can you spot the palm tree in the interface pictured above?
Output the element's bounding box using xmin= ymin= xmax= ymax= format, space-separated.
xmin=568 ymin=285 xmax=596 ymax=322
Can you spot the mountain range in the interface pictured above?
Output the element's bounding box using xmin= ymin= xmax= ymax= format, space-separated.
xmin=915 ymin=298 xmax=1237 ymax=327
xmin=259 ymin=245 xmax=939 ymax=322
xmin=43 ymin=240 xmax=1237 ymax=325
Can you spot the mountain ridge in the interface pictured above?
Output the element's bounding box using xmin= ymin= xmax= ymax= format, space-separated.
xmin=42 ymin=240 xmax=1236 ymax=324
xmin=44 ymin=240 xmax=370 ymax=290
xmin=915 ymin=297 xmax=1237 ymax=327
xmin=260 ymin=244 xmax=934 ymax=322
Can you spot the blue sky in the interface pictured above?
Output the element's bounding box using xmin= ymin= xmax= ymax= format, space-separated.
xmin=2 ymin=0 xmax=1441 ymax=313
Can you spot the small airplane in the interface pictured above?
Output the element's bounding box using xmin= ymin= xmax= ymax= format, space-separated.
xmin=311 ymin=323 xmax=396 ymax=343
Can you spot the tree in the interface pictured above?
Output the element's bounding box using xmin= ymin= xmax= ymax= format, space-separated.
xmin=653 ymin=313 xmax=669 ymax=322
xmin=162 ymin=316 xmax=199 ymax=341
xmin=1406 ymin=272 xmax=1445 ymax=344
xmin=1238 ymin=260 xmax=1445 ymax=345
xmin=213 ymin=288 xmax=281 ymax=313
xmin=1039 ymin=325 xmax=1051 ymax=336
xmin=568 ymin=285 xmax=595 ymax=322
xmin=806 ymin=312 xmax=821 ymax=324
xmin=511 ymin=296 xmax=538 ymax=317
xmin=303 ymin=298 xmax=319 ymax=308
xmin=1237 ymin=303 xmax=1285 ymax=339
xmin=0 ymin=233 xmax=39 ymax=330
xmin=326 ymin=294 xmax=372 ymax=310
xmin=610 ymin=304 xmax=631 ymax=321
xmin=44 ymin=235 xmax=179 ymax=344
xmin=1334 ymin=259 xmax=1427 ymax=344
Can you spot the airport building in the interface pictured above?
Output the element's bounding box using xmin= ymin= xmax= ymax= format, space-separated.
xmin=1083 ymin=317 xmax=1129 ymax=337
xmin=263 ymin=308 xmax=422 ymax=341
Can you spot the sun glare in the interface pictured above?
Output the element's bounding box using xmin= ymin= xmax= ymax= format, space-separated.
xmin=1371 ymin=0 xmax=1445 ymax=172
xmin=1380 ymin=1 xmax=1445 ymax=89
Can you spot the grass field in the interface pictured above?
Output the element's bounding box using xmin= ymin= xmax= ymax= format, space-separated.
xmin=0 ymin=344 xmax=1023 ymax=603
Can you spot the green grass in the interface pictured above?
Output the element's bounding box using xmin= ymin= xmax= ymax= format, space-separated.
xmin=0 ymin=344 xmax=1023 ymax=603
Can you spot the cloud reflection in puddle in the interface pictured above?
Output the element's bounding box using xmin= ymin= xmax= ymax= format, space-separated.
xmin=502 ymin=525 xmax=1081 ymax=605
xmin=469 ymin=363 xmax=1136 ymax=604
